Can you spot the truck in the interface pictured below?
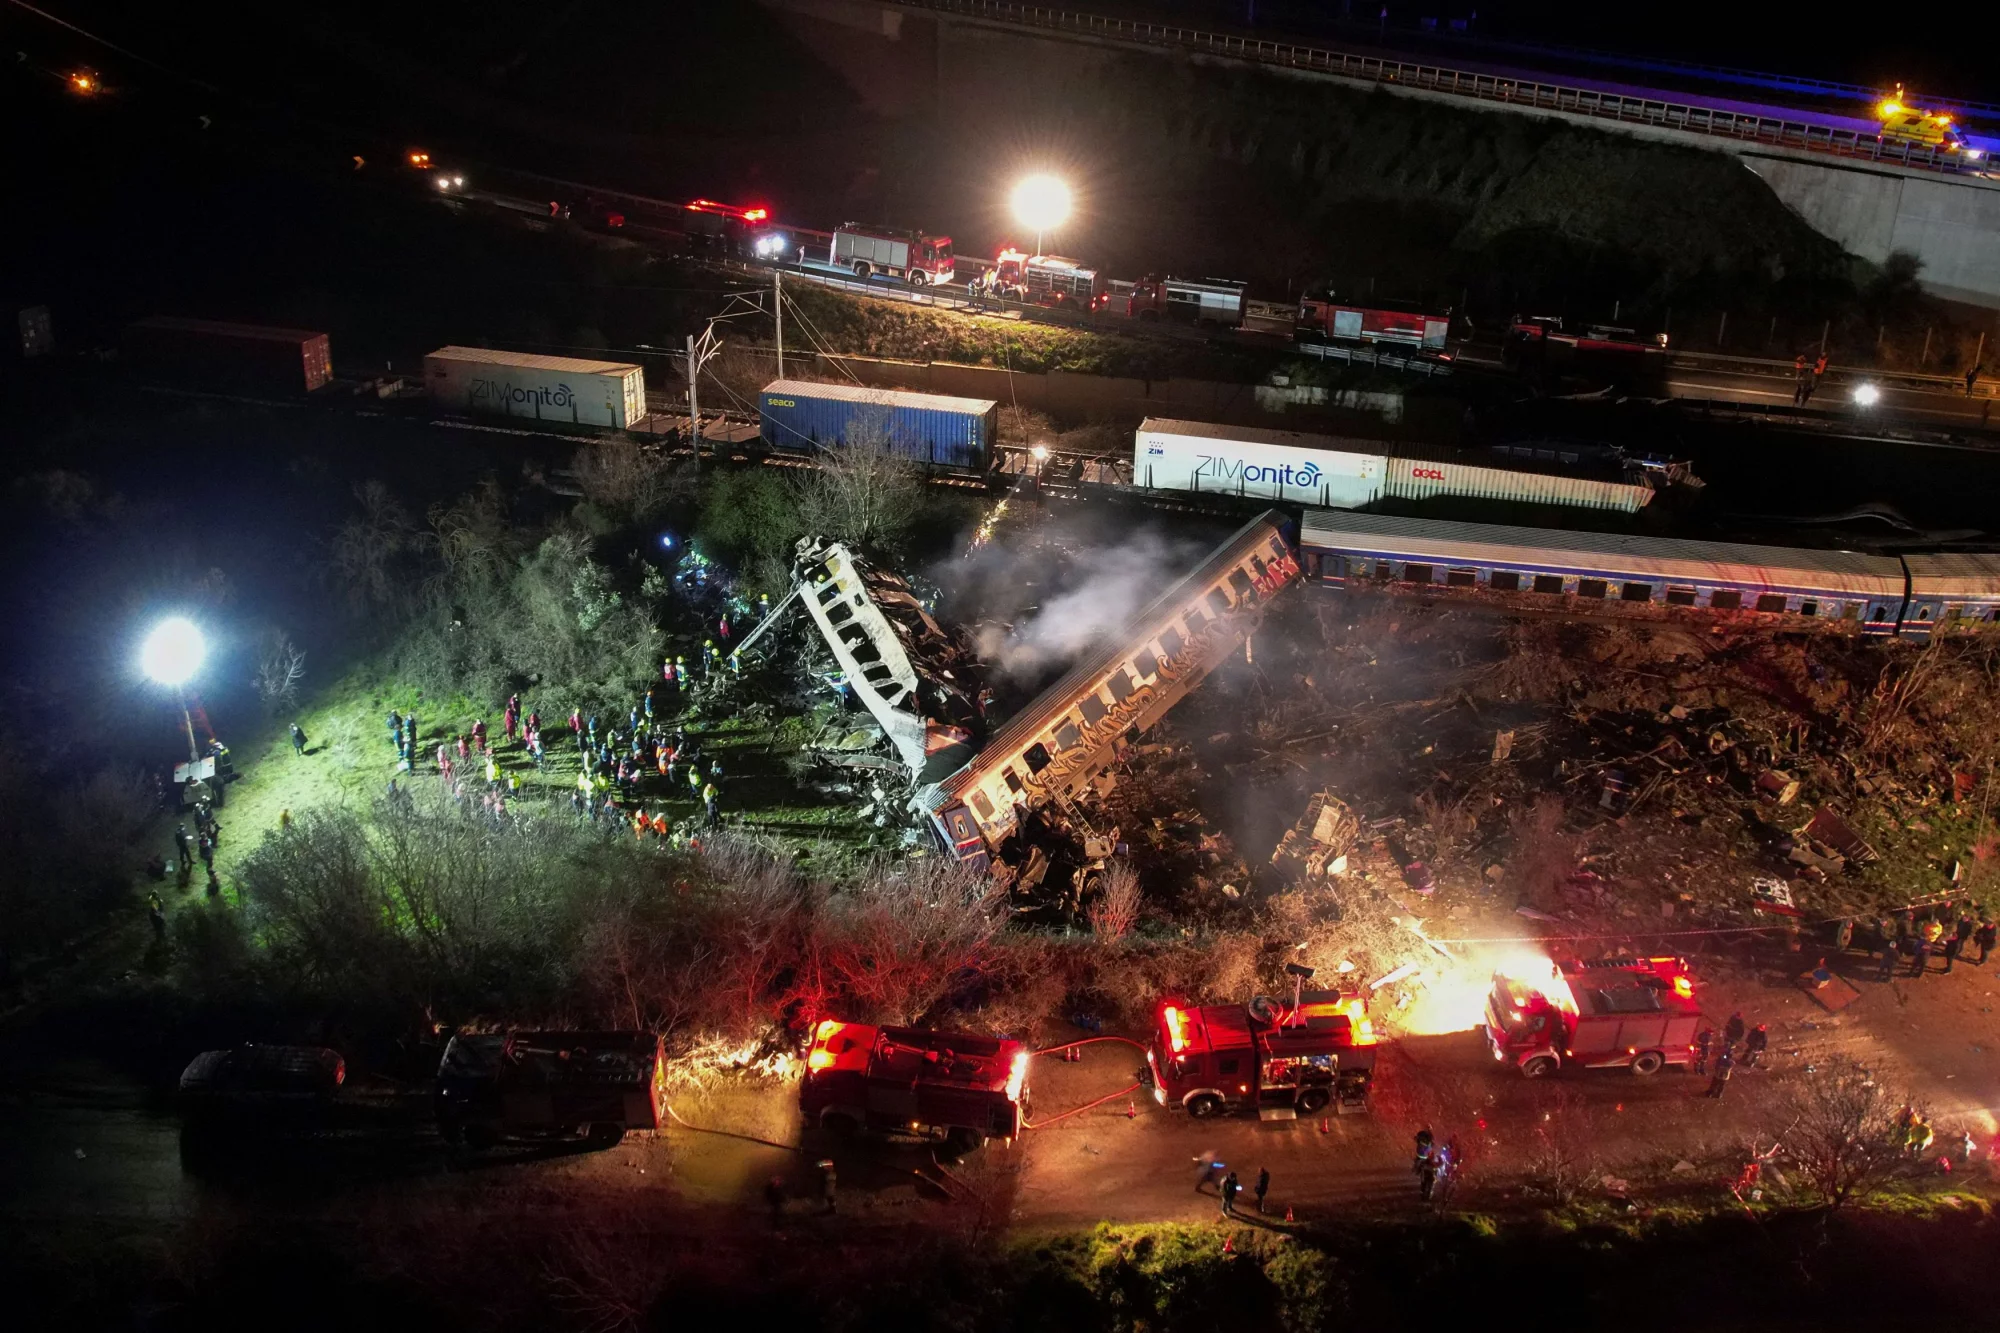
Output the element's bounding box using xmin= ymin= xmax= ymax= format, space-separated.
xmin=1877 ymin=99 xmax=1985 ymax=159
xmin=1502 ymin=316 xmax=1668 ymax=384
xmin=991 ymin=249 xmax=1105 ymax=308
xmin=1296 ymin=297 xmax=1450 ymax=351
xmin=125 ymin=316 xmax=332 ymax=394
xmin=424 ymin=346 xmax=646 ymax=430
xmin=434 ymin=1031 xmax=667 ymax=1150
xmin=758 ymin=378 xmax=998 ymax=471
xmin=830 ymin=224 xmax=955 ymax=286
xmin=800 ymin=1019 xmax=1029 ymax=1154
xmin=1127 ymin=274 xmax=1246 ymax=327
xmin=1144 ymin=991 xmax=1379 ymax=1119
xmin=1483 ymin=955 xmax=1702 ymax=1078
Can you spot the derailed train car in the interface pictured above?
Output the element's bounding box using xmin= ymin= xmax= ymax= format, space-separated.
xmin=916 ymin=511 xmax=1300 ymax=868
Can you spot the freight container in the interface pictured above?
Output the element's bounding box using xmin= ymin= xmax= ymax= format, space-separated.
xmin=424 ymin=347 xmax=645 ymax=430
xmin=1381 ymin=445 xmax=1654 ymax=513
xmin=759 ymin=379 xmax=997 ymax=471
xmin=1132 ymin=418 xmax=1386 ymax=506
xmin=125 ymin=316 xmax=332 ymax=394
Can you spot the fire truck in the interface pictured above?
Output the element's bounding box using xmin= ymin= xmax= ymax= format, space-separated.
xmin=830 ymin=224 xmax=956 ymax=286
xmin=1296 ymin=297 xmax=1450 ymax=350
xmin=682 ymin=197 xmax=771 ymax=253
xmin=1127 ymin=274 xmax=1246 ymax=327
xmin=1483 ymin=956 xmax=1702 ymax=1078
xmin=991 ymin=250 xmax=1106 ymax=308
xmin=1144 ymin=991 xmax=1378 ymax=1119
xmin=801 ymin=1019 xmax=1029 ymax=1154
xmin=1504 ymin=316 xmax=1669 ymax=374
xmin=435 ymin=1031 xmax=667 ymax=1149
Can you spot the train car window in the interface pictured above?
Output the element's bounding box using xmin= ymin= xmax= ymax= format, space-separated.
xmin=1711 ymin=591 xmax=1743 ymax=611
xmin=1107 ymin=670 xmax=1138 ymax=703
xmin=1134 ymin=648 xmax=1162 ymax=680
xmin=1490 ymin=570 xmax=1521 ymax=592
xmin=1373 ymin=560 xmax=1393 ymax=582
xmin=1839 ymin=603 xmax=1858 ymax=620
xmin=1229 ymin=569 xmax=1256 ymax=599
xmin=1185 ymin=606 xmax=1208 ymax=631
xmin=1024 ymin=743 xmax=1052 ymax=775
xmin=1404 ymin=564 xmax=1433 ymax=584
xmin=1268 ymin=537 xmax=1288 ymax=563
xmin=970 ymin=791 xmax=996 ymax=820
xmin=1577 ymin=579 xmax=1607 ymax=599
xmin=1206 ymin=588 xmax=1232 ymax=617
xmin=1868 ymin=604 xmax=1888 ymax=622
xmin=1249 ymin=555 xmax=1268 ymax=579
xmin=1160 ymin=626 xmax=1185 ymax=657
xmin=1666 ymin=586 xmax=1697 ymax=606
xmin=1003 ymin=769 xmax=1023 ymax=794
xmin=1080 ymin=694 xmax=1107 ymax=726
xmin=1533 ymin=575 xmax=1564 ymax=595
xmin=1621 ymin=582 xmax=1653 ymax=603
xmin=1056 ymin=722 xmax=1082 ymax=750
xmin=1799 ymin=600 xmax=1819 ymax=617
xmin=1447 ymin=568 xmax=1477 ymax=587
xmin=1755 ymin=594 xmax=1788 ymax=613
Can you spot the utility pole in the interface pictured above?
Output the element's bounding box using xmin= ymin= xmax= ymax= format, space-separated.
xmin=686 ymin=333 xmax=701 ymax=475
xmin=774 ymin=268 xmax=784 ymax=380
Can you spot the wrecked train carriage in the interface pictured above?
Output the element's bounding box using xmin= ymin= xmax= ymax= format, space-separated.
xmin=795 ymin=538 xmax=986 ymax=783
xmin=917 ymin=510 xmax=1301 ymax=868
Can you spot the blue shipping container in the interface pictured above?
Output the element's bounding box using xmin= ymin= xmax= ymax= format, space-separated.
xmin=759 ymin=379 xmax=998 ymax=472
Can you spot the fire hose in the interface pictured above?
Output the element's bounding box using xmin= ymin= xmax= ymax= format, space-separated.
xmin=1019 ymin=1035 xmax=1150 ymax=1130
xmin=663 ymin=1102 xmax=803 ymax=1153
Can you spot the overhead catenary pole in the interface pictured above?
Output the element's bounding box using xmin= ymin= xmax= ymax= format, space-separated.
xmin=774 ymin=269 xmax=784 ymax=380
xmin=686 ymin=333 xmax=700 ymax=475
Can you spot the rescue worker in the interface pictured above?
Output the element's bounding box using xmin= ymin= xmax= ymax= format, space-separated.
xmin=1878 ymin=935 xmax=1900 ymax=982
xmin=1220 ymin=1169 xmax=1240 ymax=1217
xmin=1414 ymin=1132 xmax=1439 ymax=1201
xmin=1705 ymin=1047 xmax=1734 ymax=1099
xmin=147 ymin=890 xmax=166 ymax=940
xmin=765 ymin=1175 xmax=786 ymax=1227
xmin=406 ymin=713 xmax=419 ymax=750
xmin=1693 ymin=1027 xmax=1714 ymax=1075
xmin=1743 ymin=1024 xmax=1769 ymax=1068
xmin=1943 ymin=927 xmax=1964 ymax=975
xmin=1792 ymin=355 xmax=1810 ymax=406
xmin=175 ymin=823 xmax=193 ymax=864
xmin=819 ymin=1159 xmax=837 ymax=1214
xmin=1254 ymin=1166 xmax=1270 ymax=1214
xmin=1968 ymin=362 xmax=1983 ymax=397
xmin=1911 ymin=935 xmax=1932 ymax=978
xmin=1723 ymin=1012 xmax=1746 ymax=1053
xmin=1906 ymin=1112 xmax=1935 ymax=1156
xmin=289 ymin=722 xmax=308 ymax=756
xmin=703 ymin=781 xmax=719 ymax=827
xmin=1976 ymin=918 xmax=1996 ymax=965
xmin=205 ymin=867 xmax=220 ymax=898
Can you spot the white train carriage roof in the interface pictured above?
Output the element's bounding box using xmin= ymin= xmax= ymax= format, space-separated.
xmin=1138 ymin=418 xmax=1383 ymax=456
xmin=1300 ymin=511 xmax=1905 ymax=599
xmin=1902 ymin=553 xmax=2000 ymax=600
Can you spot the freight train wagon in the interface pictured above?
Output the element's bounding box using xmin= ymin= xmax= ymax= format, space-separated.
xmin=1298 ymin=510 xmax=1913 ymax=635
xmin=759 ymin=380 xmax=998 ymax=472
xmin=425 ymin=347 xmax=645 ymax=429
xmin=125 ymin=316 xmax=332 ymax=395
xmin=1131 ymin=419 xmax=1659 ymax=513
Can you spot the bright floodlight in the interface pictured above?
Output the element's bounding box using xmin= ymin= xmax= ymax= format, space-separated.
xmin=1011 ymin=174 xmax=1072 ymax=239
xmin=1852 ymin=382 xmax=1882 ymax=407
xmin=141 ymin=617 xmax=206 ymax=686
xmin=1030 ymin=443 xmax=1051 ymax=461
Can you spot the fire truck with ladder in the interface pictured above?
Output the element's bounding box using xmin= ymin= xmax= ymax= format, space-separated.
xmin=1144 ymin=986 xmax=1378 ymax=1119
xmin=1483 ymin=955 xmax=1702 ymax=1078
xmin=802 ymin=1019 xmax=1029 ymax=1154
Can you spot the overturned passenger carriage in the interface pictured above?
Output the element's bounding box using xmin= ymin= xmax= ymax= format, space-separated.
xmin=916 ymin=511 xmax=1300 ymax=868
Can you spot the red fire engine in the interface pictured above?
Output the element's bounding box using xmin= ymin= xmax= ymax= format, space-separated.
xmin=1145 ymin=991 xmax=1378 ymax=1118
xmin=801 ymin=1019 xmax=1029 ymax=1153
xmin=1296 ymin=297 xmax=1450 ymax=350
xmin=991 ymin=250 xmax=1106 ymax=308
xmin=1483 ymin=955 xmax=1702 ymax=1078
xmin=1503 ymin=316 xmax=1669 ymax=374
xmin=829 ymin=224 xmax=956 ymax=286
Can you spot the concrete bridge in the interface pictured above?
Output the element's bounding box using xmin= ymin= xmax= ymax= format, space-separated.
xmin=765 ymin=0 xmax=2000 ymax=309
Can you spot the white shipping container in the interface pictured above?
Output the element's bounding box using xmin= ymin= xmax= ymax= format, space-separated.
xmin=1132 ymin=418 xmax=1385 ymax=506
xmin=1381 ymin=454 xmax=1653 ymax=513
xmin=424 ymin=346 xmax=645 ymax=429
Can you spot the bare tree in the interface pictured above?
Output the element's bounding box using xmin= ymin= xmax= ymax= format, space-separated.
xmin=252 ymin=630 xmax=306 ymax=714
xmin=569 ymin=438 xmax=691 ymax=521
xmin=1509 ymin=794 xmax=1581 ymax=911
xmin=1777 ymin=1055 xmax=1917 ymax=1209
xmin=1524 ymin=1085 xmax=1596 ymax=1204
xmin=1088 ymin=860 xmax=1142 ymax=941
xmin=790 ymin=409 xmax=923 ymax=551
xmin=328 ymin=480 xmax=429 ymax=614
xmin=819 ymin=857 xmax=1003 ymax=1024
